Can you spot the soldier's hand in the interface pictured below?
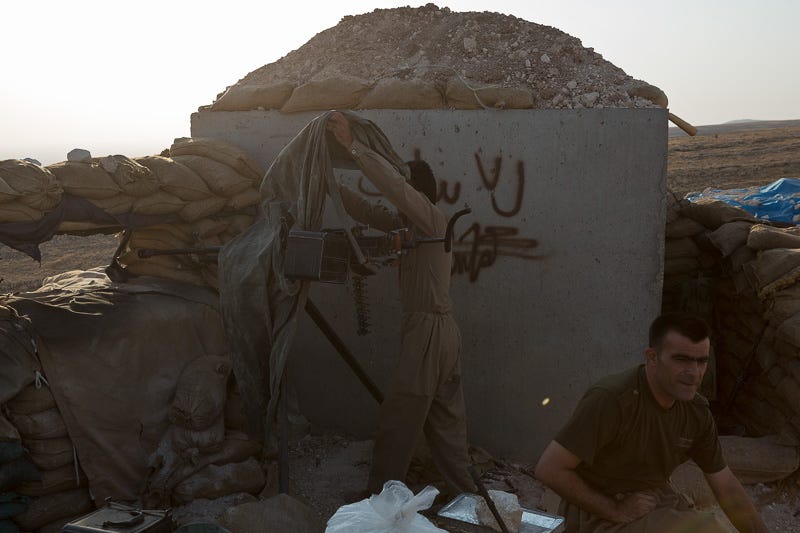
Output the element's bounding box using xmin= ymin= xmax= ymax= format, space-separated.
xmin=612 ymin=490 xmax=658 ymax=523
xmin=326 ymin=111 xmax=353 ymax=148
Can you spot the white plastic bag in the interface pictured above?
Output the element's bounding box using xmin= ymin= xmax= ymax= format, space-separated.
xmin=326 ymin=480 xmax=445 ymax=533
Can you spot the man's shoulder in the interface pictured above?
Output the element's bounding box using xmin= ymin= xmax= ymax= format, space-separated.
xmin=588 ymin=365 xmax=641 ymax=397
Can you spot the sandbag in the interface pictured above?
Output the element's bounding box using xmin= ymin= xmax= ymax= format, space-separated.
xmin=224 ymin=214 xmax=255 ymax=237
xmin=0 ymin=442 xmax=24 ymax=464
xmin=210 ymin=82 xmax=295 ymax=111
xmin=446 ymin=77 xmax=534 ymax=109
xmin=747 ymin=224 xmax=800 ymax=251
xmin=129 ymin=228 xmax=192 ymax=252
xmin=172 ymin=416 xmax=226 ymax=455
xmin=132 ymin=191 xmax=185 ymax=216
xmin=219 ymin=494 xmax=325 ymax=533
xmin=766 ymin=284 xmax=800 ymax=327
xmin=665 ymin=217 xmax=706 ymax=239
xmin=0 ymin=160 xmax=62 ymax=211
xmin=98 ymin=155 xmax=160 ymax=198
xmin=170 ymin=138 xmax=263 ymax=183
xmin=136 ymin=156 xmax=212 ymax=201
xmin=0 ymin=203 xmax=43 ymax=223
xmin=84 ymin=194 xmax=135 ymax=215
xmin=0 ymin=176 xmax=19 ymax=203
xmin=358 ymin=78 xmax=443 ymax=109
xmin=680 ymin=198 xmax=756 ymax=230
xmin=179 ymin=196 xmax=229 ymax=223
xmin=664 ymin=257 xmax=699 ymax=276
xmin=0 ymin=416 xmax=20 ymax=444
xmin=47 ymin=161 xmax=121 ymax=199
xmin=664 ymin=237 xmax=700 ymax=259
xmin=172 ymin=155 xmax=252 ymax=199
xmin=170 ymin=356 xmax=231 ymax=431
xmin=722 ymin=435 xmax=800 ymax=483
xmin=744 ymin=248 xmax=800 ymax=299
xmin=18 ymin=463 xmax=85 ymax=497
xmin=707 ymin=221 xmax=753 ymax=258
xmin=6 ymin=384 xmax=56 ymax=415
xmin=172 ymin=457 xmax=265 ymax=504
xmin=191 ymin=219 xmax=229 ymax=240
xmin=226 ymin=188 xmax=260 ymax=210
xmin=12 ymin=488 xmax=92 ymax=531
xmin=0 ymin=493 xmax=29 ymax=520
xmin=6 ymin=408 xmax=67 ymax=440
xmin=281 ymin=76 xmax=370 ymax=113
xmin=24 ymin=437 xmax=74 ymax=471
xmin=728 ymin=244 xmax=756 ymax=272
xmin=776 ymin=314 xmax=800 ymax=349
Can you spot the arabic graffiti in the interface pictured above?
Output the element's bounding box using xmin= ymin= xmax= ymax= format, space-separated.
xmin=451 ymin=223 xmax=543 ymax=282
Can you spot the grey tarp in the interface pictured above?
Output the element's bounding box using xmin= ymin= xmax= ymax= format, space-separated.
xmin=218 ymin=111 xmax=407 ymax=442
xmin=2 ymin=270 xmax=226 ymax=500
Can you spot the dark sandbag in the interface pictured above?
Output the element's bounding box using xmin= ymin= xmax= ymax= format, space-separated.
xmin=12 ymin=488 xmax=93 ymax=531
xmin=5 ymin=384 xmax=56 ymax=416
xmin=17 ymin=463 xmax=84 ymax=497
xmin=0 ymin=457 xmax=41 ymax=493
xmin=0 ymin=493 xmax=29 ymax=519
xmin=0 ymin=442 xmax=24 ymax=465
xmin=6 ymin=408 xmax=67 ymax=440
xmin=170 ymin=356 xmax=231 ymax=431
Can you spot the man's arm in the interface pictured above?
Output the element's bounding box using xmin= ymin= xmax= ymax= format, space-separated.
xmin=534 ymin=441 xmax=658 ymax=524
xmin=339 ymin=184 xmax=402 ymax=233
xmin=704 ymin=467 xmax=767 ymax=533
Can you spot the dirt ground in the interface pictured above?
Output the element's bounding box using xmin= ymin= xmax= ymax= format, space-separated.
xmin=2 ymin=120 xmax=799 ymax=530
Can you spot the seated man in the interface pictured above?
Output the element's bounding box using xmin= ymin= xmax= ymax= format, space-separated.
xmin=534 ymin=313 xmax=766 ymax=532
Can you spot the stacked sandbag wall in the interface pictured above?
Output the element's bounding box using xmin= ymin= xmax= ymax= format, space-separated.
xmin=1 ymin=383 xmax=93 ymax=532
xmin=145 ymin=356 xmax=272 ymax=525
xmin=0 ymin=138 xmax=262 ymax=289
xmin=662 ymin=194 xmax=800 ymax=486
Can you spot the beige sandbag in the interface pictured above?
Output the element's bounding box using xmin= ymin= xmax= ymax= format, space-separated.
xmin=191 ymin=218 xmax=229 ymax=240
xmin=136 ymin=156 xmax=213 ymax=201
xmin=172 ymin=416 xmax=226 ymax=455
xmin=766 ymin=284 xmax=800 ymax=327
xmin=728 ymin=245 xmax=756 ymax=272
xmin=281 ymin=76 xmax=370 ymax=113
xmin=12 ymin=488 xmax=93 ymax=531
xmin=445 ymin=77 xmax=534 ymax=109
xmin=776 ymin=314 xmax=800 ymax=349
xmin=748 ymin=224 xmax=800 ymax=251
xmin=98 ymin=155 xmax=160 ymax=198
xmin=47 ymin=161 xmax=121 ymax=199
xmin=664 ymin=257 xmax=699 ymax=276
xmin=18 ymin=463 xmax=86 ymax=497
xmin=226 ymin=188 xmax=260 ymax=210
xmin=226 ymin=214 xmax=255 ymax=236
xmin=776 ymin=376 xmax=800 ymax=416
xmin=0 ymin=160 xmax=62 ymax=210
xmin=665 ymin=217 xmax=706 ymax=239
xmin=170 ymin=138 xmax=263 ymax=183
xmin=680 ymin=198 xmax=756 ymax=230
xmin=7 ymin=407 xmax=68 ymax=440
xmin=132 ymin=191 xmax=185 ymax=216
xmin=200 ymin=264 xmax=219 ymax=291
xmin=211 ymin=82 xmax=295 ymax=111
xmin=119 ymin=251 xmax=206 ymax=286
xmin=129 ymin=228 xmax=192 ymax=251
xmin=707 ymin=221 xmax=754 ymax=258
xmin=744 ymin=248 xmax=800 ymax=299
xmin=664 ymin=237 xmax=700 ymax=259
xmin=722 ymin=435 xmax=800 ymax=483
xmin=172 ymin=457 xmax=265 ymax=504
xmin=670 ymin=462 xmax=716 ymax=508
xmin=1 ymin=413 xmax=20 ymax=441
xmin=179 ymin=196 xmax=228 ymax=223
xmin=6 ymin=384 xmax=56 ymax=415
xmin=0 ymin=202 xmax=44 ymax=223
xmin=170 ymin=356 xmax=231 ymax=431
xmin=0 ymin=175 xmax=19 ymax=203
xmin=755 ymin=340 xmax=781 ymax=372
xmin=358 ymin=78 xmax=443 ymax=109
xmin=24 ymin=437 xmax=75 ymax=471
xmin=87 ymin=194 xmax=135 ymax=215
xmin=172 ymin=155 xmax=252 ymax=198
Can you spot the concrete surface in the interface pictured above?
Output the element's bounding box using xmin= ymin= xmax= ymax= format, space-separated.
xmin=191 ymin=108 xmax=667 ymax=463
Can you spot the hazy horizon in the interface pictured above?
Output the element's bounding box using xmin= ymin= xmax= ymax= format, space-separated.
xmin=2 ymin=0 xmax=798 ymax=165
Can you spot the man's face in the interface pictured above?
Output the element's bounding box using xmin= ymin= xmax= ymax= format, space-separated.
xmin=646 ymin=331 xmax=710 ymax=407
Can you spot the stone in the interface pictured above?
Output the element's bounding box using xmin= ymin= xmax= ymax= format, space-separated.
xmin=67 ymin=148 xmax=91 ymax=163
xmin=566 ymin=80 xmax=577 ymax=90
xmin=540 ymin=53 xmax=550 ymax=63
xmin=219 ymin=494 xmax=325 ymax=533
xmin=476 ymin=490 xmax=524 ymax=532
xmin=579 ymin=91 xmax=600 ymax=107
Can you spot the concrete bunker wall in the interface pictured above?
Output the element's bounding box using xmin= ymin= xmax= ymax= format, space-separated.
xmin=191 ymin=108 xmax=668 ymax=462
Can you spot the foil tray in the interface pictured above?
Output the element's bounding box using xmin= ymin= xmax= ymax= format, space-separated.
xmin=437 ymin=493 xmax=565 ymax=533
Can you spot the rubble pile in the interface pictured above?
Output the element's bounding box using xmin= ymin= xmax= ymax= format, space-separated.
xmin=0 ymin=138 xmax=263 ymax=289
xmin=209 ymin=4 xmax=663 ymax=113
xmin=663 ymin=194 xmax=800 ymax=450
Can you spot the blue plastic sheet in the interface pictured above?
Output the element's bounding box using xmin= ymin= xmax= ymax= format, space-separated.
xmin=687 ymin=177 xmax=800 ymax=224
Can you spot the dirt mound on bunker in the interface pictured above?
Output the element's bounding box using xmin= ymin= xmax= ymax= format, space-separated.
xmin=210 ymin=4 xmax=661 ymax=112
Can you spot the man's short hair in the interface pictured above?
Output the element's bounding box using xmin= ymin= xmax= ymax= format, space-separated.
xmin=648 ymin=312 xmax=710 ymax=348
xmin=406 ymin=160 xmax=437 ymax=204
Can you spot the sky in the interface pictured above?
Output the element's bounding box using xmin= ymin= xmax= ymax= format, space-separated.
xmin=1 ymin=0 xmax=797 ymax=165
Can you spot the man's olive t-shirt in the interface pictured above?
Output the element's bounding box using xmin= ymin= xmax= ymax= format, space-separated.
xmin=555 ymin=365 xmax=725 ymax=495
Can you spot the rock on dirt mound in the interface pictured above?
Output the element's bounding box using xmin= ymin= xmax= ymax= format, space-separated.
xmin=208 ymin=3 xmax=663 ymax=113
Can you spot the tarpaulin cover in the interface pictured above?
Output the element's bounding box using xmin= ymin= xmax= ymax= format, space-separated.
xmin=2 ymin=269 xmax=226 ymax=501
xmin=218 ymin=111 xmax=407 ymax=441
xmin=687 ymin=177 xmax=800 ymax=224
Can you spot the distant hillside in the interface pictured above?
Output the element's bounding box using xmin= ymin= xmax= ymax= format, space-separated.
xmin=669 ymin=119 xmax=800 ymax=138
